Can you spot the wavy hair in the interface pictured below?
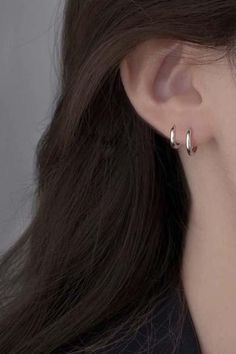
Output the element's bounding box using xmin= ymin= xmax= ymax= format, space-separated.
xmin=1 ymin=1 xmax=236 ymax=353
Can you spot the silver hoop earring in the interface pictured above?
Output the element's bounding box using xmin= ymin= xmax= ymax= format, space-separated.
xmin=170 ymin=124 xmax=181 ymax=149
xmin=186 ymin=128 xmax=197 ymax=156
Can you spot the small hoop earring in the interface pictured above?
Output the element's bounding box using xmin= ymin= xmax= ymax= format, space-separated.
xmin=170 ymin=124 xmax=181 ymax=149
xmin=186 ymin=128 xmax=197 ymax=156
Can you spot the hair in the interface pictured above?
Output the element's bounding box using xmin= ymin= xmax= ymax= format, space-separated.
xmin=0 ymin=1 xmax=236 ymax=353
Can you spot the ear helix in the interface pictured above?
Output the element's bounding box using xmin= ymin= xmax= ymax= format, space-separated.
xmin=170 ymin=125 xmax=198 ymax=156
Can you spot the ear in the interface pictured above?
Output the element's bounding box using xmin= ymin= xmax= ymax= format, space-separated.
xmin=119 ymin=38 xmax=213 ymax=149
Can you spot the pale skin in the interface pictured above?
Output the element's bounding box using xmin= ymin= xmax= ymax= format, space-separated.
xmin=119 ymin=38 xmax=236 ymax=354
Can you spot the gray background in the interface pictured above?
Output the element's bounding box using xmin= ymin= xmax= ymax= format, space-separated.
xmin=0 ymin=0 xmax=62 ymax=252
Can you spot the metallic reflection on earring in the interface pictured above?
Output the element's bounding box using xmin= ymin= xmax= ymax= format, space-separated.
xmin=186 ymin=128 xmax=197 ymax=156
xmin=170 ymin=124 xmax=181 ymax=149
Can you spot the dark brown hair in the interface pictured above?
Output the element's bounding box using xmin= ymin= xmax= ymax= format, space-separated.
xmin=1 ymin=1 xmax=236 ymax=353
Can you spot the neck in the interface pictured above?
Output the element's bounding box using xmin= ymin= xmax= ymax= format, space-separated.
xmin=179 ymin=136 xmax=236 ymax=354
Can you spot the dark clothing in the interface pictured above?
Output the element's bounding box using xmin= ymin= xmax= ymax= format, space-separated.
xmin=59 ymin=286 xmax=202 ymax=353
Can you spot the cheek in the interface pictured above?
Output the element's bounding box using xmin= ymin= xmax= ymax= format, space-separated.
xmin=216 ymin=78 xmax=236 ymax=133
xmin=203 ymin=63 xmax=236 ymax=133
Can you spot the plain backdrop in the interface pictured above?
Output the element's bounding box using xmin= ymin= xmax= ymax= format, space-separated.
xmin=0 ymin=0 xmax=62 ymax=252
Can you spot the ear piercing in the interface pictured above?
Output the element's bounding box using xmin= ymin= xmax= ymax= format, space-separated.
xmin=170 ymin=124 xmax=198 ymax=156
xmin=170 ymin=124 xmax=181 ymax=149
xmin=186 ymin=128 xmax=198 ymax=156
